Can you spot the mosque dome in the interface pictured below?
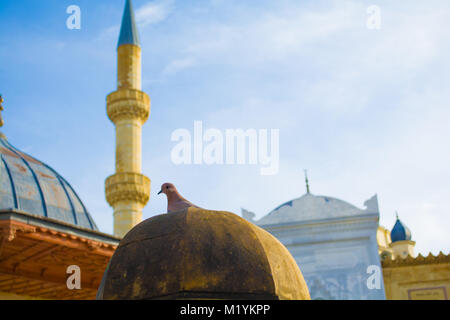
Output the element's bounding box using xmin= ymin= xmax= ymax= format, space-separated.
xmin=257 ymin=193 xmax=377 ymax=226
xmin=97 ymin=207 xmax=310 ymax=300
xmin=0 ymin=135 xmax=98 ymax=230
xmin=390 ymin=217 xmax=412 ymax=243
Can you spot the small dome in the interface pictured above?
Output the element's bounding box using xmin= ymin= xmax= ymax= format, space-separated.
xmin=97 ymin=207 xmax=310 ymax=300
xmin=0 ymin=136 xmax=98 ymax=230
xmin=258 ymin=193 xmax=368 ymax=225
xmin=390 ymin=218 xmax=412 ymax=242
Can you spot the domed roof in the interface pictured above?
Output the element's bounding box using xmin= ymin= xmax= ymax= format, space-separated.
xmin=390 ymin=217 xmax=412 ymax=242
xmin=0 ymin=136 xmax=98 ymax=230
xmin=97 ymin=207 xmax=310 ymax=300
xmin=257 ymin=193 xmax=376 ymax=226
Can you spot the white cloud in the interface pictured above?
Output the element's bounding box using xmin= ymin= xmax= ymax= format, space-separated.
xmin=182 ymin=2 xmax=360 ymax=65
xmin=136 ymin=0 xmax=174 ymax=27
xmin=162 ymin=56 xmax=196 ymax=75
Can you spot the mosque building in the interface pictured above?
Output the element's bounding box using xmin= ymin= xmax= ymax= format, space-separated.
xmin=0 ymin=0 xmax=448 ymax=300
xmin=242 ymin=174 xmax=449 ymax=300
xmin=242 ymin=182 xmax=386 ymax=300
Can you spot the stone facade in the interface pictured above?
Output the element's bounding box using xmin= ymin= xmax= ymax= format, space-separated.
xmin=382 ymin=252 xmax=450 ymax=300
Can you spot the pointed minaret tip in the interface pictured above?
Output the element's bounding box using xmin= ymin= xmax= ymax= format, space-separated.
xmin=118 ymin=0 xmax=140 ymax=48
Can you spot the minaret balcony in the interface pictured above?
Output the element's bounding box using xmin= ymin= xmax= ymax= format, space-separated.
xmin=106 ymin=89 xmax=150 ymax=124
xmin=105 ymin=172 xmax=150 ymax=206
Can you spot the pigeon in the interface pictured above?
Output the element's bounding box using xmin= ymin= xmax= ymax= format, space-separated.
xmin=158 ymin=182 xmax=201 ymax=213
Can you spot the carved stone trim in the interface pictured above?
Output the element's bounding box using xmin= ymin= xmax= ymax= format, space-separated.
xmin=382 ymin=251 xmax=450 ymax=267
xmin=105 ymin=172 xmax=150 ymax=206
xmin=106 ymin=89 xmax=150 ymax=123
xmin=0 ymin=224 xmax=36 ymax=242
xmin=0 ymin=223 xmax=36 ymax=258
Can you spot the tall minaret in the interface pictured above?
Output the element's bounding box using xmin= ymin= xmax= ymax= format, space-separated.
xmin=105 ymin=0 xmax=150 ymax=237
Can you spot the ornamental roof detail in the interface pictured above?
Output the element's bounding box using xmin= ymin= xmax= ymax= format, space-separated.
xmin=382 ymin=251 xmax=450 ymax=268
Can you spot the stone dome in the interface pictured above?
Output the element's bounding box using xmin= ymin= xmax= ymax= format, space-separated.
xmin=0 ymin=135 xmax=98 ymax=230
xmin=97 ymin=207 xmax=310 ymax=300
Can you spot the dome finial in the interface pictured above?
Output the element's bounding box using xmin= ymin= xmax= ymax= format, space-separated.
xmin=304 ymin=169 xmax=310 ymax=194
xmin=0 ymin=94 xmax=6 ymax=139
xmin=0 ymin=94 xmax=4 ymax=127
xmin=395 ymin=210 xmax=399 ymax=220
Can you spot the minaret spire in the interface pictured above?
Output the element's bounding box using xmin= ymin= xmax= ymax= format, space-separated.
xmin=118 ymin=0 xmax=140 ymax=47
xmin=105 ymin=0 xmax=151 ymax=237
xmin=304 ymin=169 xmax=310 ymax=194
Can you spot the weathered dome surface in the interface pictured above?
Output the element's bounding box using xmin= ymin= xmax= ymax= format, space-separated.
xmin=391 ymin=218 xmax=412 ymax=242
xmin=97 ymin=207 xmax=310 ymax=300
xmin=257 ymin=193 xmax=377 ymax=226
xmin=0 ymin=136 xmax=98 ymax=230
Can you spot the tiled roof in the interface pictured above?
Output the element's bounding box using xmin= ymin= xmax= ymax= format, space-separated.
xmin=0 ymin=136 xmax=98 ymax=230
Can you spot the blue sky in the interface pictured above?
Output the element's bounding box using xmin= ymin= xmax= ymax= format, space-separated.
xmin=0 ymin=0 xmax=449 ymax=256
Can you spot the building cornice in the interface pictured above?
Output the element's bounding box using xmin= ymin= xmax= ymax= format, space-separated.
xmin=382 ymin=251 xmax=449 ymax=268
xmin=258 ymin=212 xmax=379 ymax=232
xmin=0 ymin=209 xmax=121 ymax=245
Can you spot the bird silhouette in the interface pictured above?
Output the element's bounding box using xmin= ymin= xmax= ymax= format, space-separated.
xmin=158 ymin=182 xmax=201 ymax=213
